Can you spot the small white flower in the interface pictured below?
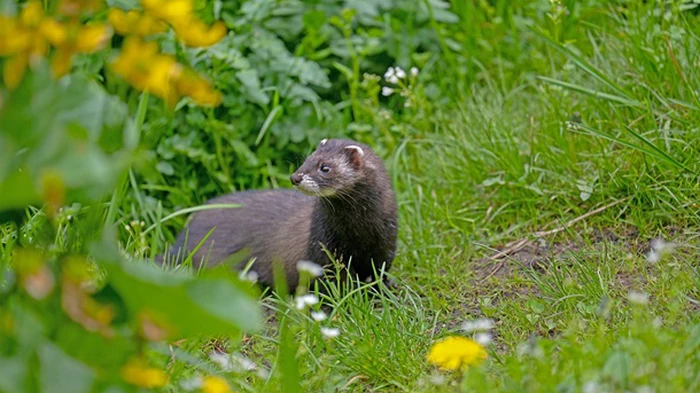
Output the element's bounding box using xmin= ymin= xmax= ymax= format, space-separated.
xmin=428 ymin=373 xmax=446 ymax=385
xmin=381 ymin=87 xmax=394 ymax=96
xmin=460 ymin=318 xmax=494 ymax=333
xmin=383 ymin=67 xmax=395 ymax=81
xmin=180 ymin=376 xmax=203 ymax=391
xmin=410 ymin=67 xmax=419 ymax=77
xmin=395 ymin=67 xmax=406 ymax=79
xmin=231 ymin=353 xmax=257 ymax=371
xmin=209 ymin=352 xmax=233 ymax=371
xmin=295 ymin=294 xmax=319 ymax=310
xmin=387 ymin=75 xmax=399 ymax=84
xmin=628 ymin=290 xmax=649 ymax=305
xmin=296 ymin=260 xmax=324 ymax=277
xmin=646 ymin=237 xmax=675 ymax=263
xmin=311 ymin=311 xmax=327 ymax=321
xmin=646 ymin=250 xmax=660 ymax=263
xmin=320 ymin=327 xmax=340 ymax=338
xmin=474 ymin=332 xmax=492 ymax=346
xmin=239 ymin=270 xmax=259 ymax=283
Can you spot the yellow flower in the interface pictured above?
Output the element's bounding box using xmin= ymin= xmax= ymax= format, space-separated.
xmin=172 ymin=17 xmax=227 ymax=47
xmin=176 ymin=71 xmax=222 ymax=106
xmin=107 ymin=8 xmax=167 ymax=36
xmin=3 ymin=54 xmax=29 ymax=89
xmin=0 ymin=17 xmax=32 ymax=55
xmin=201 ymin=376 xmax=233 ymax=393
xmin=20 ymin=0 xmax=45 ymax=27
xmin=111 ymin=36 xmax=222 ymax=107
xmin=40 ymin=169 xmax=65 ymax=218
xmin=141 ymin=0 xmax=193 ymax=25
xmin=39 ymin=19 xmax=68 ymax=46
xmin=0 ymin=0 xmax=110 ymax=85
xmin=426 ymin=336 xmax=488 ymax=371
xmin=110 ymin=37 xmax=182 ymax=105
xmin=121 ymin=359 xmax=168 ymax=388
xmin=72 ymin=23 xmax=112 ymax=53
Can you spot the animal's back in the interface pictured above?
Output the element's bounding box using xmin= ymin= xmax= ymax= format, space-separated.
xmin=168 ymin=189 xmax=315 ymax=283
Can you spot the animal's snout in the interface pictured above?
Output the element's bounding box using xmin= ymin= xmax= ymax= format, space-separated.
xmin=290 ymin=172 xmax=304 ymax=185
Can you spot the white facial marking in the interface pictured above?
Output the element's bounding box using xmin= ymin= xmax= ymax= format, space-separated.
xmin=320 ymin=139 xmax=328 ymax=146
xmin=297 ymin=174 xmax=336 ymax=197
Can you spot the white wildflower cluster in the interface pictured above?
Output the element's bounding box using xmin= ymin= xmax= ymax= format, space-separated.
xmin=381 ymin=65 xmax=419 ymax=101
xmin=292 ymin=260 xmax=342 ymax=340
xmin=296 ymin=260 xmax=324 ymax=277
xmin=294 ymin=293 xmax=319 ymax=310
xmin=646 ymin=237 xmax=676 ymax=263
xmin=124 ymin=219 xmax=146 ymax=233
xmin=460 ymin=317 xmax=495 ymax=346
xmin=208 ymin=351 xmax=268 ymax=379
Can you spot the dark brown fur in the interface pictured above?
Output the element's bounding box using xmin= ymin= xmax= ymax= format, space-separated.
xmin=162 ymin=139 xmax=398 ymax=290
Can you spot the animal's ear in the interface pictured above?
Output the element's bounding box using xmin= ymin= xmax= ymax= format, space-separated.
xmin=319 ymin=138 xmax=328 ymax=146
xmin=344 ymin=145 xmax=365 ymax=167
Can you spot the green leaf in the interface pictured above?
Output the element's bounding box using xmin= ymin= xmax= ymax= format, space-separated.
xmin=156 ymin=161 xmax=175 ymax=176
xmin=38 ymin=343 xmax=95 ymax=393
xmin=602 ymin=350 xmax=630 ymax=387
xmin=91 ymin=233 xmax=261 ymax=337
xmin=303 ymin=10 xmax=326 ymax=32
xmin=0 ymin=168 xmax=41 ymax=211
xmin=0 ymin=357 xmax=27 ymax=393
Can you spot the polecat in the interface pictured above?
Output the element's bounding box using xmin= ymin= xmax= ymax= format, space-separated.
xmin=162 ymin=139 xmax=398 ymax=290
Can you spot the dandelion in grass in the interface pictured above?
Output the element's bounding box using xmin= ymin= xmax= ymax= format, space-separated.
xmin=201 ymin=375 xmax=233 ymax=393
xmin=311 ymin=310 xmax=327 ymax=321
xmin=120 ymin=359 xmax=168 ymax=388
xmin=295 ymin=293 xmax=319 ymax=310
xmin=427 ymin=336 xmax=487 ymax=371
xmin=321 ymin=326 xmax=340 ymax=338
xmin=297 ymin=260 xmax=323 ymax=277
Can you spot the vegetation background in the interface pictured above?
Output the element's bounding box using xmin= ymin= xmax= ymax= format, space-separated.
xmin=2 ymin=0 xmax=700 ymax=392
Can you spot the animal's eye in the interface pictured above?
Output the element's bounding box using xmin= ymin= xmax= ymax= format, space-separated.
xmin=319 ymin=164 xmax=331 ymax=173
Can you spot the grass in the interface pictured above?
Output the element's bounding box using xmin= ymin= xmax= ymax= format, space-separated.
xmin=5 ymin=1 xmax=700 ymax=392
xmin=143 ymin=2 xmax=700 ymax=392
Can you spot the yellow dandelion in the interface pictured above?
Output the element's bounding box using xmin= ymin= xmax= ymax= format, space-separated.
xmin=201 ymin=375 xmax=233 ymax=393
xmin=121 ymin=359 xmax=168 ymax=388
xmin=426 ymin=336 xmax=488 ymax=371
